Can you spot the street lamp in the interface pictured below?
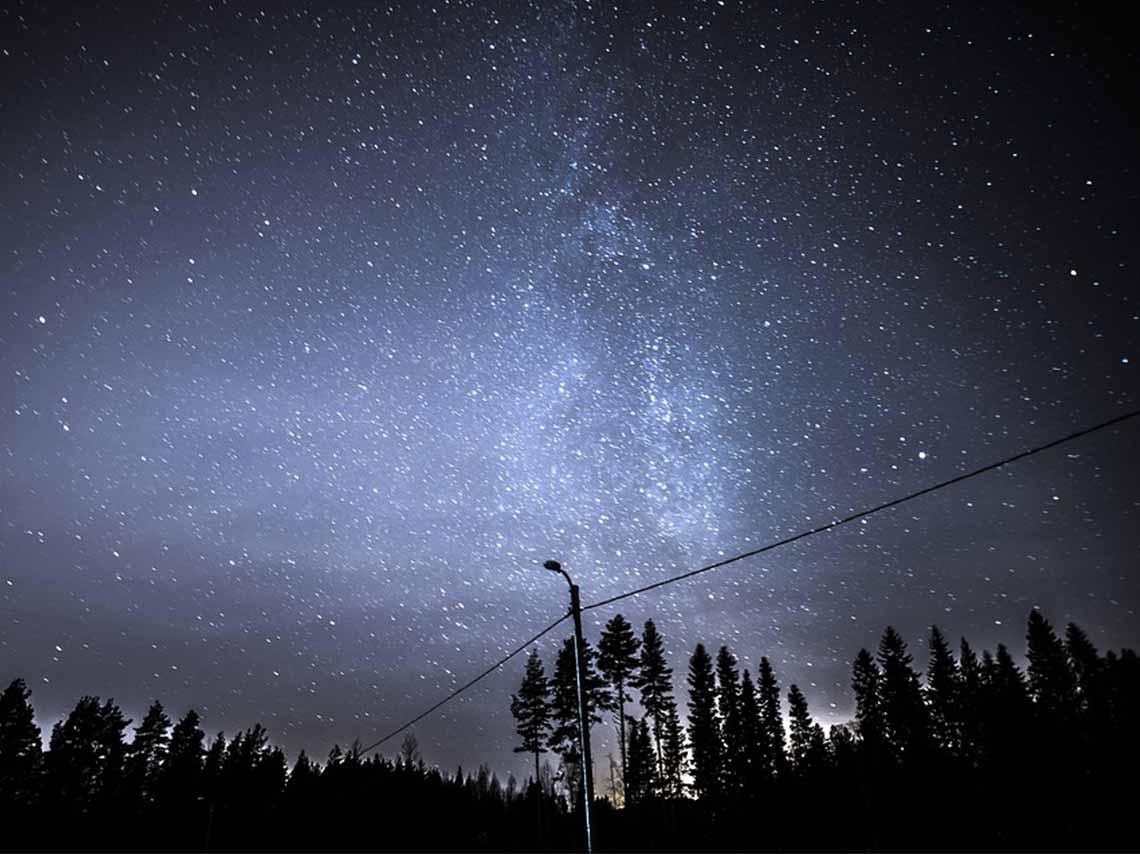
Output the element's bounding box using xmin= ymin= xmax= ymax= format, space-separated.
xmin=543 ymin=559 xmax=594 ymax=854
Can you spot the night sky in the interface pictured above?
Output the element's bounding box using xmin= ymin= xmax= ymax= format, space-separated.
xmin=2 ymin=1 xmax=1137 ymax=782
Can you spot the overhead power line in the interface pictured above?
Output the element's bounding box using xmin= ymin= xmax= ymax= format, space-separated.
xmin=582 ymin=406 xmax=1140 ymax=613
xmin=358 ymin=405 xmax=1139 ymax=757
xmin=359 ymin=612 xmax=569 ymax=756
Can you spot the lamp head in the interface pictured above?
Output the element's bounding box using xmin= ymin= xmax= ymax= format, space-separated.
xmin=543 ymin=560 xmax=562 ymax=572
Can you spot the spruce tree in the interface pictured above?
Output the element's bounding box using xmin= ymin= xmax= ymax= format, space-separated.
xmin=877 ymin=627 xmax=930 ymax=762
xmin=286 ymin=750 xmax=318 ymax=800
xmin=714 ymin=646 xmax=742 ymax=792
xmin=624 ymin=716 xmax=656 ymax=805
xmin=686 ymin=643 xmax=721 ymax=800
xmin=981 ymin=642 xmax=1031 ymax=764
xmin=1026 ymin=610 xmax=1077 ymax=728
xmin=0 ymin=678 xmax=42 ymax=810
xmin=828 ymin=722 xmax=857 ymax=765
xmin=926 ymin=625 xmax=961 ymax=755
xmin=201 ymin=732 xmax=226 ymax=808
xmin=548 ymin=636 xmax=606 ymax=806
xmin=159 ymin=709 xmax=204 ymax=807
xmin=992 ymin=643 xmax=1030 ymax=710
xmin=958 ymin=639 xmax=983 ymax=766
xmin=756 ymin=656 xmax=787 ymax=779
xmin=1064 ymin=622 xmax=1101 ymax=715
xmin=807 ymin=723 xmax=829 ymax=771
xmin=597 ymin=613 xmax=640 ymax=798
xmin=737 ymin=670 xmax=763 ymax=791
xmin=787 ymin=684 xmax=814 ymax=772
xmin=636 ymin=619 xmax=674 ymax=769
xmin=660 ymin=699 xmax=687 ymax=799
xmin=852 ymin=649 xmax=884 ymax=747
xmin=510 ymin=649 xmax=552 ymax=785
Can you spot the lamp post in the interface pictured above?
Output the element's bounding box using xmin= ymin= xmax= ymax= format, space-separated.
xmin=543 ymin=559 xmax=594 ymax=854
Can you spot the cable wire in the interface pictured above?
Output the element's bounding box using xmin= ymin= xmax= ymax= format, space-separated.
xmin=356 ymin=406 xmax=1138 ymax=755
xmin=583 ymin=406 xmax=1140 ymax=613
xmin=359 ymin=612 xmax=570 ymax=756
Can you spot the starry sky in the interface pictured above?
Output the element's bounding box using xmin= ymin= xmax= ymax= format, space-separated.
xmin=2 ymin=1 xmax=1137 ymax=781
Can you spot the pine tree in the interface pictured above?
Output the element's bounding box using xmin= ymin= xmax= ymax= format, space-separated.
xmin=636 ymin=619 xmax=674 ymax=769
xmin=597 ymin=613 xmax=640 ymax=799
xmin=756 ymin=656 xmax=787 ymax=779
xmin=257 ymin=745 xmax=288 ymax=802
xmin=787 ymin=684 xmax=814 ymax=772
xmin=125 ymin=700 xmax=171 ymax=807
xmin=159 ymin=709 xmax=204 ymax=807
xmin=0 ymin=678 xmax=42 ymax=810
xmin=714 ymin=646 xmax=742 ymax=793
xmin=660 ymin=699 xmax=687 ymax=799
xmin=828 ymin=722 xmax=857 ymax=765
xmin=926 ymin=625 xmax=961 ymax=755
xmin=47 ymin=696 xmax=131 ymax=813
xmin=1064 ymin=622 xmax=1101 ymax=715
xmin=548 ymin=636 xmax=606 ymax=808
xmin=201 ymin=732 xmax=226 ymax=808
xmin=286 ymin=750 xmax=318 ymax=797
xmin=511 ymin=649 xmax=552 ymax=785
xmin=686 ymin=643 xmax=721 ymax=800
xmin=982 ymin=641 xmax=1032 ymax=756
xmin=737 ymin=670 xmax=763 ymax=791
xmin=624 ymin=716 xmax=656 ymax=805
xmin=1026 ymin=609 xmax=1077 ymax=722
xmin=877 ymin=627 xmax=930 ymax=762
xmin=852 ymin=649 xmax=884 ymax=748
xmin=992 ymin=644 xmax=1030 ymax=708
xmin=807 ymin=723 xmax=829 ymax=771
xmin=958 ymin=639 xmax=984 ymax=766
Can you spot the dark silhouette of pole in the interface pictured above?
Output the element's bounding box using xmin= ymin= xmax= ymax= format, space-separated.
xmin=544 ymin=560 xmax=594 ymax=854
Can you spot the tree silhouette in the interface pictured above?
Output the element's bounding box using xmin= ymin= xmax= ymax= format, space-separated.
xmin=686 ymin=643 xmax=721 ymax=800
xmin=125 ymin=700 xmax=171 ymax=810
xmin=957 ymin=637 xmax=984 ymax=767
xmin=990 ymin=643 xmax=1031 ymax=712
xmin=624 ymin=716 xmax=656 ymax=805
xmin=157 ymin=708 xmax=204 ymax=818
xmin=46 ymin=695 xmax=131 ymax=817
xmin=0 ymin=677 xmax=42 ymax=842
xmin=1026 ymin=608 xmax=1077 ymax=724
xmin=1065 ymin=622 xmax=1101 ymax=713
xmin=877 ymin=627 xmax=930 ymax=762
xmin=201 ymin=730 xmax=226 ymax=821
xmin=714 ymin=646 xmax=742 ymax=793
xmin=659 ymin=699 xmax=687 ymax=799
xmin=510 ymin=649 xmax=552 ymax=784
xmin=786 ymin=684 xmax=813 ymax=772
xmin=756 ymin=656 xmax=787 ymax=781
xmin=635 ymin=619 xmax=674 ymax=771
xmin=400 ymin=732 xmax=421 ymax=768
xmin=737 ymin=670 xmax=763 ymax=791
xmin=852 ymin=649 xmax=884 ymax=747
xmin=925 ymin=626 xmax=961 ymax=756
xmin=549 ymin=636 xmax=607 ymax=809
xmin=597 ymin=613 xmax=640 ymax=799
xmin=2 ymin=605 xmax=1136 ymax=852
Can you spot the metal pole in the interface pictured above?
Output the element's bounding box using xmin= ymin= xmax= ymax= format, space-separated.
xmin=569 ymin=582 xmax=594 ymax=854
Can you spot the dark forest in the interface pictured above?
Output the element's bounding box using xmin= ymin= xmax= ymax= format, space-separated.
xmin=2 ymin=607 xmax=1136 ymax=851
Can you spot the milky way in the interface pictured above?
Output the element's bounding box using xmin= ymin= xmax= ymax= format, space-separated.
xmin=2 ymin=1 xmax=1137 ymax=780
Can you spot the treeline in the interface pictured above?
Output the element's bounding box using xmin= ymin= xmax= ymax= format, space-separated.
xmin=0 ymin=682 xmax=556 ymax=852
xmin=511 ymin=609 xmax=1140 ymax=851
xmin=1 ymin=608 xmax=1137 ymax=851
